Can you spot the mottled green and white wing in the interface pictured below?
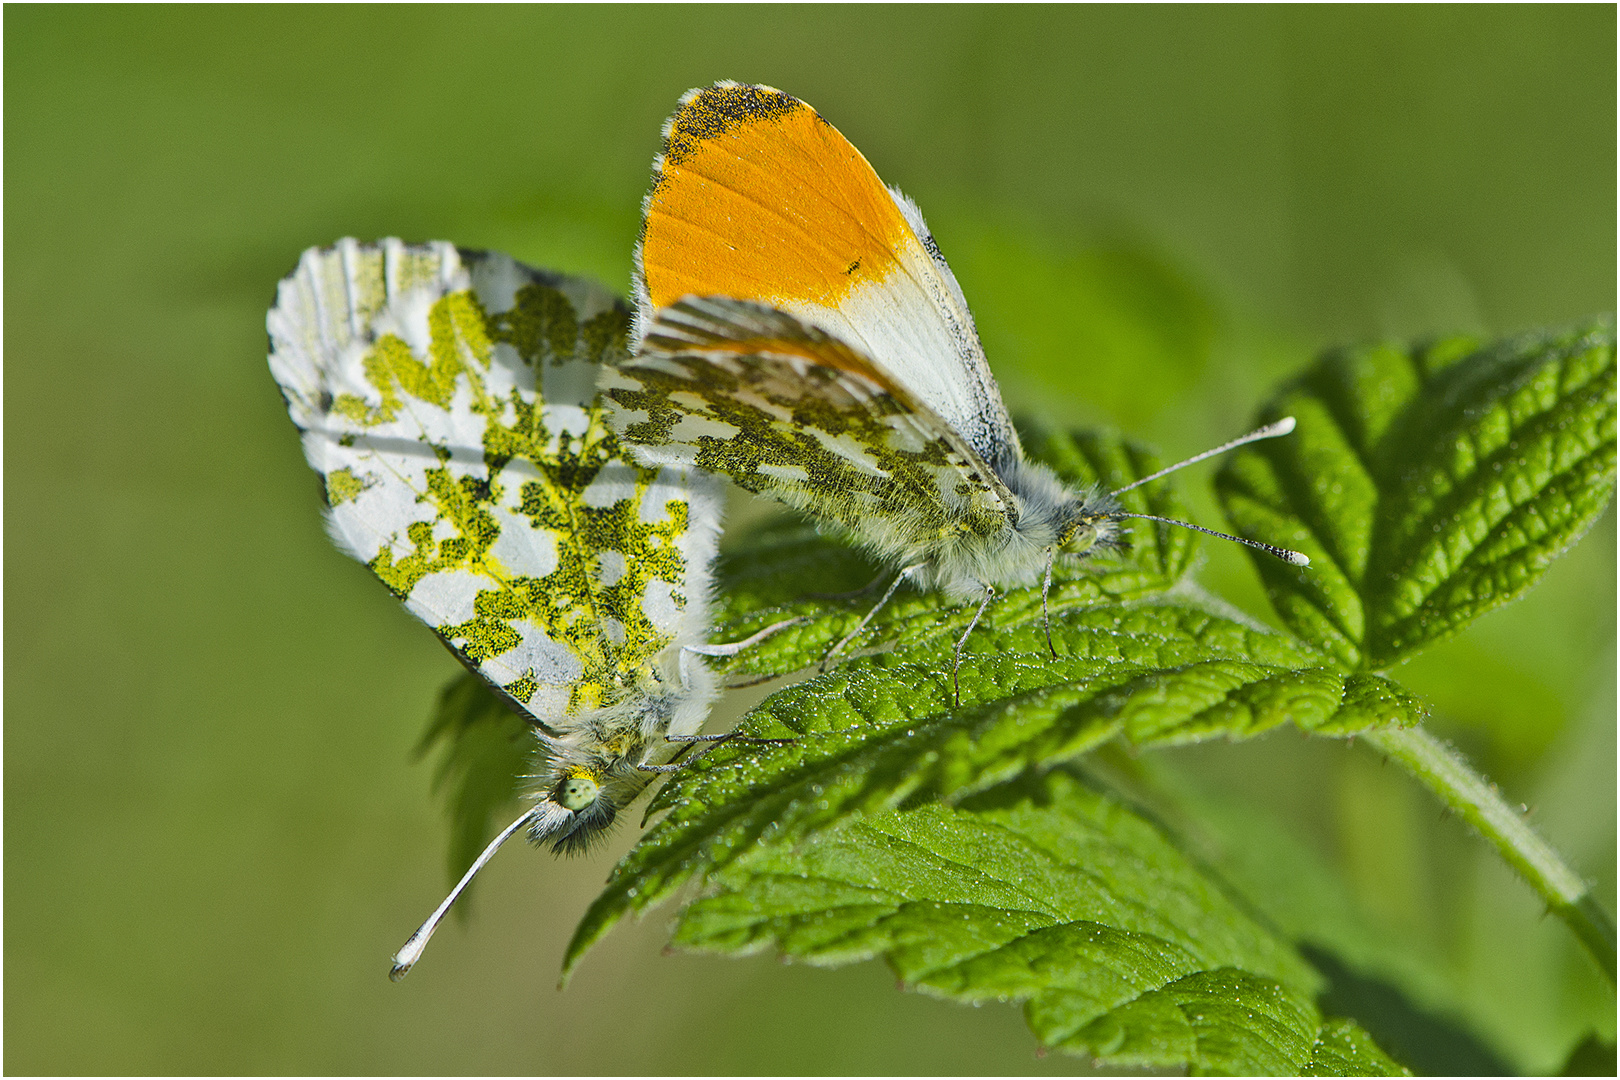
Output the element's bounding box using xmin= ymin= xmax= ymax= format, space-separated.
xmin=268 ymin=239 xmax=721 ymax=727
xmin=604 ymin=296 xmax=1014 ymax=557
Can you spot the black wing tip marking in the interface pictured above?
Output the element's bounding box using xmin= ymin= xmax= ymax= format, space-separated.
xmin=661 ymin=82 xmax=805 ymax=167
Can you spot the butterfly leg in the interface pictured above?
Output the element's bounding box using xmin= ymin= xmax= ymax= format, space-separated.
xmin=679 ymin=616 xmax=809 ymax=689
xmin=668 ymin=732 xmax=793 ymax=743
xmin=639 ymin=731 xmax=795 ymax=773
xmin=1041 ymin=548 xmax=1057 ymax=660
xmin=820 ymin=563 xmax=924 ymax=672
xmin=952 ymin=584 xmax=997 ymax=708
xmin=640 ymin=744 xmax=723 ymax=773
xmin=686 ymin=616 xmax=809 ymax=658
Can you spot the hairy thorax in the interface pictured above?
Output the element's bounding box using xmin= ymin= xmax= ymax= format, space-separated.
xmin=850 ymin=456 xmax=1125 ymax=601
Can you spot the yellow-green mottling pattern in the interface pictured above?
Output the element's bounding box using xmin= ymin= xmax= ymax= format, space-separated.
xmin=324 ymin=467 xmax=372 ymax=506
xmin=268 ymin=239 xmax=720 ymax=730
xmin=606 ymin=299 xmax=1012 ymax=557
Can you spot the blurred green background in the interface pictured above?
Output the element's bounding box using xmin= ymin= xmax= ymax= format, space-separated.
xmin=7 ymin=6 xmax=1614 ymax=1074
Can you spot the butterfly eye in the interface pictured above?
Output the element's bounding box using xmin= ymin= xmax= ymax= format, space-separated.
xmin=553 ymin=774 xmax=602 ymax=812
xmin=1058 ymin=520 xmax=1102 ymax=555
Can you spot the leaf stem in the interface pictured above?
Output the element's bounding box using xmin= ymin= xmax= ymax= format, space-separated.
xmin=1364 ymin=723 xmax=1615 ymax=983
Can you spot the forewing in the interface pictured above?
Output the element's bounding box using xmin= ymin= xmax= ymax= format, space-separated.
xmin=636 ymin=81 xmax=1021 ymax=467
xmin=268 ymin=239 xmax=719 ymax=727
xmin=605 ymin=297 xmax=1013 ymax=558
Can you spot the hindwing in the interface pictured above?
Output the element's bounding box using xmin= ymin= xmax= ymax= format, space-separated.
xmin=269 ymin=239 xmax=719 ymax=728
xmin=604 ymin=297 xmax=1014 ymax=559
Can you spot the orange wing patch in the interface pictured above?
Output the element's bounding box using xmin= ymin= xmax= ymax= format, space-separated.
xmin=641 ymin=83 xmax=917 ymax=312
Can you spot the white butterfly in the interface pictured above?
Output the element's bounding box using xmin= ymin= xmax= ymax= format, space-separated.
xmin=604 ymin=83 xmax=1306 ymax=690
xmin=269 ymin=238 xmax=792 ymax=978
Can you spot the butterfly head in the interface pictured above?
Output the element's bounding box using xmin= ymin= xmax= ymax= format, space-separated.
xmin=999 ymin=457 xmax=1125 ymax=561
xmin=1054 ymin=502 xmax=1126 ymax=558
xmin=551 ymin=769 xmax=603 ymax=812
xmin=533 ymin=762 xmax=625 ymax=855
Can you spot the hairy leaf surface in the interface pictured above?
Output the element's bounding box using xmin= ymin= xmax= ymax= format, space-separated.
xmin=1078 ymin=747 xmax=1515 ymax=1073
xmin=666 ymin=769 xmax=1406 ymax=1075
xmin=1216 ymin=323 xmax=1616 ymax=669
xmin=563 ymin=601 xmax=1421 ymax=976
xmin=1302 ymin=1019 xmax=1412 ymax=1077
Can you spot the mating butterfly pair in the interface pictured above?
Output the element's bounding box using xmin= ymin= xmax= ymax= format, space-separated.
xmin=267 ymin=83 xmax=1303 ymax=979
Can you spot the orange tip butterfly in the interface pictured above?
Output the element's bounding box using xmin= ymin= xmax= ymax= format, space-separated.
xmin=603 ymin=83 xmax=1306 ymax=685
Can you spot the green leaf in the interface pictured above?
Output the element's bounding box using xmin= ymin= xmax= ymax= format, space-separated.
xmin=1303 ymin=1018 xmax=1413 ymax=1076
xmin=417 ymin=670 xmax=532 ymax=900
xmin=414 ymin=426 xmax=1209 ymax=908
xmin=1080 ymin=747 xmax=1512 ymax=1074
xmin=1216 ymin=322 xmax=1617 ymax=669
xmin=1098 ymin=751 xmax=1462 ymax=1005
xmin=563 ymin=600 xmax=1422 ymax=976
xmin=707 ymin=426 xmax=1201 ymax=680
xmin=666 ymin=768 xmax=1405 ymax=1075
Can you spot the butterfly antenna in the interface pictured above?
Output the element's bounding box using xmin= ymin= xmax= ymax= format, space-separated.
xmin=389 ymin=804 xmax=542 ymax=981
xmin=1118 ymin=513 xmax=1309 ymax=566
xmin=1111 ymin=418 xmax=1296 ymax=497
xmin=1040 ymin=548 xmax=1057 ymax=660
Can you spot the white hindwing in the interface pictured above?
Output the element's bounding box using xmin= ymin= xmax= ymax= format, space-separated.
xmin=269 ymin=239 xmax=722 ymax=728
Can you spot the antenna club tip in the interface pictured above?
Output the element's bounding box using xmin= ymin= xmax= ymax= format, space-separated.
xmin=1267 ymin=416 xmax=1297 ymax=436
xmin=389 ymin=939 xmax=425 ymax=982
xmin=1283 ymin=550 xmax=1311 ymax=566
